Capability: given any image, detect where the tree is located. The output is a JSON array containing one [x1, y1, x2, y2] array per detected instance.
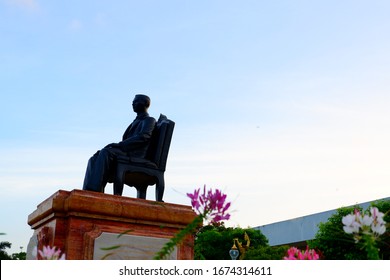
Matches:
[[12, 251, 27, 260], [0, 233, 27, 260], [0, 241, 12, 260]]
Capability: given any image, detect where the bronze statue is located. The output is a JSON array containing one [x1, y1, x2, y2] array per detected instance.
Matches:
[[233, 232, 251, 260], [82, 94, 156, 192]]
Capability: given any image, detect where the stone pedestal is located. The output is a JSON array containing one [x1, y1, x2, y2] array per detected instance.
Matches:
[[27, 189, 197, 260]]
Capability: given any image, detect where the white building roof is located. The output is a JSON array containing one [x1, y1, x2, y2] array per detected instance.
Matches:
[[254, 197, 389, 246]]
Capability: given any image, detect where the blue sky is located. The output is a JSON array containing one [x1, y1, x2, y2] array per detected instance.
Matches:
[[1, 0, 389, 254]]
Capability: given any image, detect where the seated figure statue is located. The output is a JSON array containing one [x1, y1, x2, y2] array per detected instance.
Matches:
[[82, 94, 156, 192]]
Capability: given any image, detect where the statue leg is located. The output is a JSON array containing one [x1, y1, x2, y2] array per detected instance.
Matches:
[[83, 152, 101, 192], [136, 185, 148, 199], [83, 148, 115, 192], [156, 176, 165, 202], [113, 164, 125, 196]]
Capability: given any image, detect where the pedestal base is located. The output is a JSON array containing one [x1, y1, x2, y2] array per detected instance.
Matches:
[[27, 189, 196, 260]]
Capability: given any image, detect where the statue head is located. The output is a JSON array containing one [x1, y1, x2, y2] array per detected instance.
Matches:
[[132, 94, 151, 113]]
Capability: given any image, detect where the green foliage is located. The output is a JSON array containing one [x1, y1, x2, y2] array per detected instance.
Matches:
[[1, 233, 27, 260], [194, 224, 274, 260], [0, 241, 13, 260], [155, 215, 204, 259], [308, 206, 362, 259], [308, 199, 390, 260], [371, 199, 390, 259], [12, 251, 27, 260], [244, 245, 289, 260]]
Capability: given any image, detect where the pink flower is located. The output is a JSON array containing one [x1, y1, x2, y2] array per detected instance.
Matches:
[[38, 245, 66, 260], [187, 188, 201, 210], [187, 185, 231, 224], [284, 246, 319, 260]]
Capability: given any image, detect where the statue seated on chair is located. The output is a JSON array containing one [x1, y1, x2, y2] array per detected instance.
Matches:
[[82, 94, 174, 202]]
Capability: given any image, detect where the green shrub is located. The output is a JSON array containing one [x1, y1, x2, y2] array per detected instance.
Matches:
[[244, 245, 289, 260], [194, 224, 285, 260], [308, 199, 390, 259]]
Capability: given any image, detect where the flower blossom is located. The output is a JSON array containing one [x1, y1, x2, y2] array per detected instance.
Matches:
[[342, 207, 386, 237], [370, 207, 386, 235], [187, 185, 231, 224], [38, 245, 66, 260], [284, 247, 319, 260], [156, 185, 232, 259], [342, 207, 387, 259], [342, 209, 362, 234]]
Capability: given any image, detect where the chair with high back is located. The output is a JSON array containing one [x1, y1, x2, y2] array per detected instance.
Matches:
[[113, 114, 175, 202]]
